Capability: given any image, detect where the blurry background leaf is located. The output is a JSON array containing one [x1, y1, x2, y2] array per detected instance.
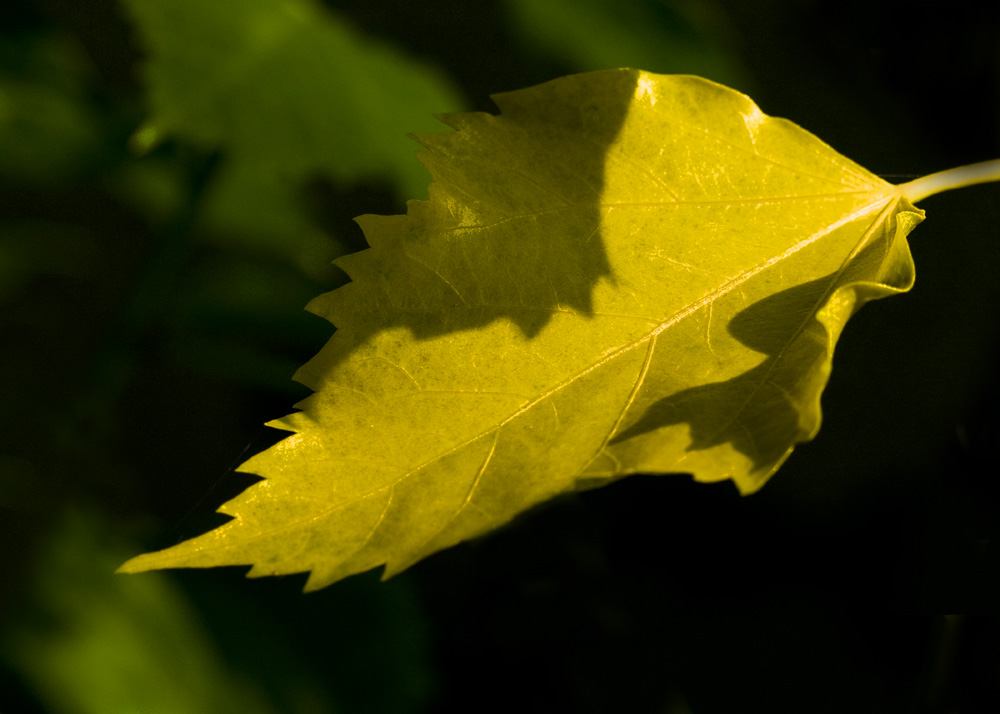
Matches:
[[199, 161, 338, 282], [120, 0, 465, 198], [1, 510, 284, 714], [502, 0, 748, 89], [0, 34, 106, 186], [1, 508, 436, 713], [105, 0, 471, 397]]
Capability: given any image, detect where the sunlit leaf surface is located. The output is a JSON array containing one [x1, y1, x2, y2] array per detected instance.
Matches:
[[121, 70, 921, 589]]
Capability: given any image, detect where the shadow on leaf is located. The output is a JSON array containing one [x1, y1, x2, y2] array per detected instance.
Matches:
[[307, 70, 639, 359], [612, 269, 859, 471]]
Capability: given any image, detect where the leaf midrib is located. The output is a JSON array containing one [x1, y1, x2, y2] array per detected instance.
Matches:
[[191, 193, 897, 559], [663, 195, 905, 478]]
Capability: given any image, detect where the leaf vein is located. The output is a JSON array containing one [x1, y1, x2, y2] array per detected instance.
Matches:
[[657, 111, 877, 190], [689, 196, 901, 453], [217, 196, 897, 551]]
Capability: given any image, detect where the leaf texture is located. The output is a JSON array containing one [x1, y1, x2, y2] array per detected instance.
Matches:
[[121, 70, 922, 589]]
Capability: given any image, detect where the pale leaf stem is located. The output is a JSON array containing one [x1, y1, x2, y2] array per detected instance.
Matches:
[[900, 158, 1000, 204]]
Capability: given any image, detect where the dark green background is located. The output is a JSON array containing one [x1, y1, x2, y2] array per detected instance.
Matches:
[[1, 1, 998, 712]]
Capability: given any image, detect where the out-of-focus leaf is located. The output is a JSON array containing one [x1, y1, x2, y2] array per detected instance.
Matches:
[[503, 0, 747, 87], [1, 511, 287, 714], [121, 70, 930, 589], [200, 160, 343, 283], [0, 36, 103, 184], [120, 0, 464, 198]]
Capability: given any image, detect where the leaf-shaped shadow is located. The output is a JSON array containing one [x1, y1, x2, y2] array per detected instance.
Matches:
[[308, 70, 638, 353], [611, 269, 860, 471]]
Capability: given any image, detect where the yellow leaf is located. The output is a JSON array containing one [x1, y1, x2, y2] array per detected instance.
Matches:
[[124, 70, 985, 590]]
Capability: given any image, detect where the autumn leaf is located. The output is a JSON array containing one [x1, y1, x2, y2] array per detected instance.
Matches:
[[120, 69, 999, 590]]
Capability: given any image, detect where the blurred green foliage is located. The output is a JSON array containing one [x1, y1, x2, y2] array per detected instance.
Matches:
[[0, 0, 998, 712], [504, 0, 747, 88], [121, 0, 463, 197], [0, 36, 103, 186], [3, 511, 282, 714]]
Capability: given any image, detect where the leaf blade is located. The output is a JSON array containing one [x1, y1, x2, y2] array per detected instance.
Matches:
[[120, 70, 922, 588]]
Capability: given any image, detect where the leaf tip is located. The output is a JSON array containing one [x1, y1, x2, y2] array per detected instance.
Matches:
[[115, 552, 157, 575]]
